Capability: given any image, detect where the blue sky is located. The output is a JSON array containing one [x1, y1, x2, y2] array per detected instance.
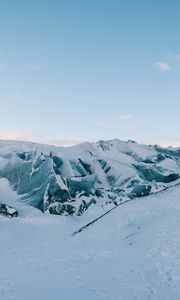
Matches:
[[0, 0, 180, 146]]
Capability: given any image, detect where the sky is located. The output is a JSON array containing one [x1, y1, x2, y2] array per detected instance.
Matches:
[[0, 0, 180, 147]]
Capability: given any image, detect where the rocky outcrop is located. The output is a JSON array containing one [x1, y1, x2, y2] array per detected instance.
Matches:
[[0, 203, 18, 218]]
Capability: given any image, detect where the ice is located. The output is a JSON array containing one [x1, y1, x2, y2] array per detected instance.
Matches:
[[0, 139, 180, 216]]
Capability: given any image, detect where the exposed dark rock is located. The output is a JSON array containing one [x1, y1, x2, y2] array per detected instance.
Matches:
[[77, 198, 96, 216], [0, 203, 18, 218], [49, 202, 76, 216]]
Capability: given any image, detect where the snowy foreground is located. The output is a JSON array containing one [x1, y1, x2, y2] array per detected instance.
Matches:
[[1, 179, 180, 300]]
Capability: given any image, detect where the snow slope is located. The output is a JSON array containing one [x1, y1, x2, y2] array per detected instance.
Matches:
[[1, 179, 180, 299]]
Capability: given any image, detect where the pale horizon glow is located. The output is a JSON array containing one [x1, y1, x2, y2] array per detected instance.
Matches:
[[0, 129, 179, 149]]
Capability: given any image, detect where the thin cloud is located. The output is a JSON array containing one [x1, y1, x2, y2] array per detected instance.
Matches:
[[141, 138, 180, 148], [153, 62, 171, 72], [168, 53, 180, 62], [0, 130, 85, 147], [117, 113, 132, 121], [0, 129, 37, 141], [94, 114, 146, 130], [173, 54, 180, 61], [93, 120, 114, 128], [153, 52, 180, 72]]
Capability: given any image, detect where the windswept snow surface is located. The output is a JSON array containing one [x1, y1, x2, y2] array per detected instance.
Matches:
[[1, 179, 180, 299]]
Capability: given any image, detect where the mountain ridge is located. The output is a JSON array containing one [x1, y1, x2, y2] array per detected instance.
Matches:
[[0, 138, 180, 216]]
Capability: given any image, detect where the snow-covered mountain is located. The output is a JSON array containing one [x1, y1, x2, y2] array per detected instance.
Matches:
[[0, 139, 180, 216]]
